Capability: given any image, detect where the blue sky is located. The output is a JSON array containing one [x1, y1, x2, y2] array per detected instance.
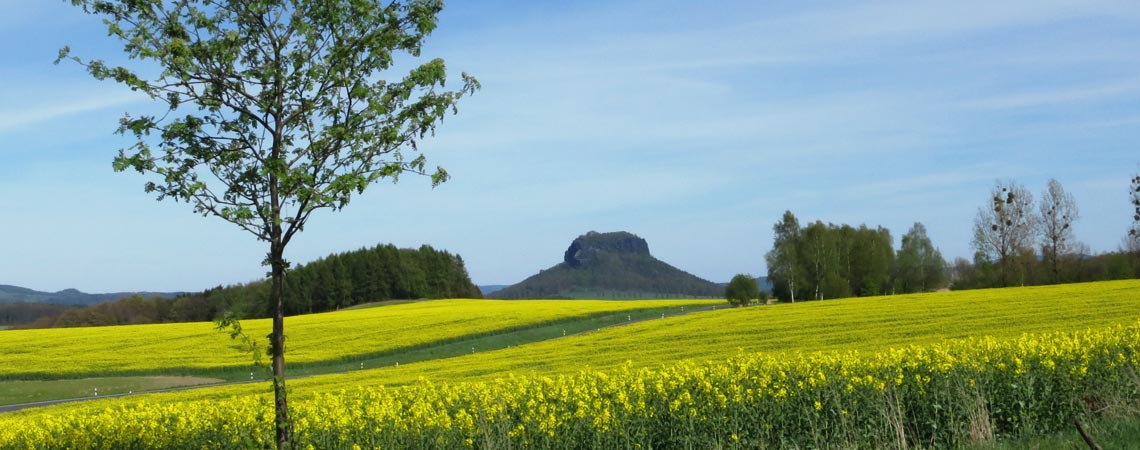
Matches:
[[2, 0, 1138, 293]]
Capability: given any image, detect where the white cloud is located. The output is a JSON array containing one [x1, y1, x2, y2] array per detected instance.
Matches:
[[6, 0, 1140, 290], [842, 167, 1001, 200], [535, 0, 1140, 74], [0, 90, 143, 134], [955, 80, 1140, 111]]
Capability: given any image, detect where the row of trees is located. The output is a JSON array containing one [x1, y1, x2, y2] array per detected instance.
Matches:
[[764, 211, 947, 302], [279, 244, 481, 316], [181, 243, 481, 320], [762, 174, 1140, 301], [23, 244, 481, 329], [960, 177, 1140, 288], [0, 303, 76, 328], [27, 294, 208, 328], [970, 178, 1081, 286]]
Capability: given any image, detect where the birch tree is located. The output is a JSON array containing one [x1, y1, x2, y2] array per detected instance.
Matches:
[[972, 180, 1036, 287], [1130, 172, 1140, 245], [60, 1, 478, 448], [765, 210, 801, 302], [894, 222, 947, 293], [1038, 178, 1079, 283]]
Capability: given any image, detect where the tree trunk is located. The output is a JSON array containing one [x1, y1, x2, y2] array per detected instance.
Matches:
[[270, 240, 290, 450], [1051, 243, 1060, 284]]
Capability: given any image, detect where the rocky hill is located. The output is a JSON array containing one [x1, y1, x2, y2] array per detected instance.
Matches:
[[490, 231, 723, 299]]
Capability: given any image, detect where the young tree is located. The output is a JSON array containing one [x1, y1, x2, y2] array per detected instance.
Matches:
[[800, 220, 838, 300], [61, 1, 478, 448], [1130, 171, 1140, 246], [724, 274, 761, 307], [848, 225, 893, 296], [765, 211, 801, 302], [1128, 171, 1140, 276], [894, 222, 947, 293], [972, 180, 1036, 287], [1038, 178, 1080, 283]]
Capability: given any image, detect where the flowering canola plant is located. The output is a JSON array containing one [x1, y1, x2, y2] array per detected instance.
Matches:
[[4, 320, 1140, 450]]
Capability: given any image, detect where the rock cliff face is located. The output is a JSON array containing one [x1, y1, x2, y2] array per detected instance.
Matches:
[[491, 231, 722, 299], [563, 231, 650, 268]]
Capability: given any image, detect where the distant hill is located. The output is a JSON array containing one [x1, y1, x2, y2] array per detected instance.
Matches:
[[0, 285, 182, 306], [490, 231, 723, 299], [13, 243, 482, 329], [478, 285, 509, 296]]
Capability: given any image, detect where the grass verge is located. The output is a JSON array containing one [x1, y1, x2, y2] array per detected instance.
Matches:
[[965, 412, 1140, 450], [0, 376, 223, 406]]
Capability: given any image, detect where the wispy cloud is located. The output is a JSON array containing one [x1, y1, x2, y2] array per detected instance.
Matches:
[[5, 0, 1140, 290], [955, 80, 1140, 111], [843, 167, 1002, 200], [551, 0, 1139, 73], [0, 90, 143, 134]]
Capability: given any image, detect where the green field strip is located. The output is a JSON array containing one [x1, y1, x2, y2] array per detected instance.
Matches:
[[0, 304, 714, 407], [0, 299, 717, 381]]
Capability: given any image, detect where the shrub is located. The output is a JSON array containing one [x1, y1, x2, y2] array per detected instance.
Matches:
[[725, 274, 760, 306]]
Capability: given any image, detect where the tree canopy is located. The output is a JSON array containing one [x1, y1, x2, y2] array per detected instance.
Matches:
[[1038, 178, 1080, 283], [63, 1, 477, 447], [894, 223, 947, 294], [972, 180, 1037, 287], [725, 274, 762, 307], [1130, 171, 1140, 243], [765, 212, 898, 302], [765, 211, 802, 302]]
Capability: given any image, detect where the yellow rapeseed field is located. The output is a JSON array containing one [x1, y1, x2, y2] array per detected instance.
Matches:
[[0, 299, 717, 379], [3, 281, 1140, 449], [3, 305, 1139, 449], [293, 279, 1140, 387]]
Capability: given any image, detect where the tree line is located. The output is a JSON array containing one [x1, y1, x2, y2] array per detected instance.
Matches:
[[0, 303, 77, 328], [764, 173, 1140, 302], [279, 243, 482, 315], [953, 177, 1140, 288], [765, 211, 947, 302], [20, 244, 480, 328]]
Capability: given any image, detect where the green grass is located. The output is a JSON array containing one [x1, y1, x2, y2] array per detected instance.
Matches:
[[560, 290, 718, 299], [0, 376, 223, 406], [283, 304, 709, 376], [965, 413, 1140, 450]]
